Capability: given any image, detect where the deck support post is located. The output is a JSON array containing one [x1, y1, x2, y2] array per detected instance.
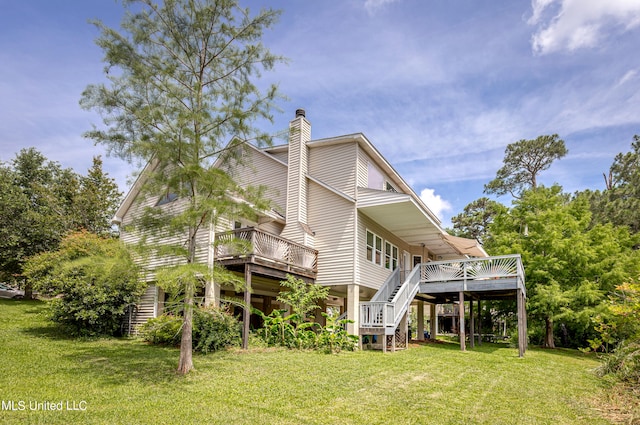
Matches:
[[459, 291, 466, 351], [417, 301, 425, 341], [242, 265, 252, 350], [430, 303, 437, 339], [469, 296, 475, 349], [517, 287, 526, 358], [477, 299, 482, 346]]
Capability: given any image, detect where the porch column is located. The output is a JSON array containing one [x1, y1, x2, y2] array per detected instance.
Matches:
[[204, 280, 221, 307], [517, 287, 526, 358], [430, 303, 437, 339], [417, 301, 425, 341], [469, 296, 475, 349], [346, 284, 360, 337], [205, 220, 220, 307], [459, 292, 466, 351], [242, 265, 252, 350]]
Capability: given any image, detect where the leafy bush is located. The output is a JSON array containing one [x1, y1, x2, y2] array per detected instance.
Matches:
[[254, 310, 357, 353], [316, 313, 358, 353], [24, 231, 144, 336], [141, 307, 241, 353], [139, 314, 182, 346], [597, 341, 640, 385], [193, 306, 242, 353], [254, 309, 299, 348]]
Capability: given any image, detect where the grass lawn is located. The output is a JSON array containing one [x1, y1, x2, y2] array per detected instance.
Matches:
[[0, 300, 624, 424]]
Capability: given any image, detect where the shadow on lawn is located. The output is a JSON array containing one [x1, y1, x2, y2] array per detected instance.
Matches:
[[65, 342, 184, 386], [21, 322, 185, 386], [413, 338, 511, 354]]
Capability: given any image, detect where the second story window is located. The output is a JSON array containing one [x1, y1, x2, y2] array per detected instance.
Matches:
[[366, 230, 383, 266], [156, 190, 178, 206], [385, 241, 398, 270]]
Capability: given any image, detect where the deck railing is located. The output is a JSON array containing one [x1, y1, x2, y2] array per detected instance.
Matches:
[[214, 227, 318, 271], [421, 255, 524, 284]]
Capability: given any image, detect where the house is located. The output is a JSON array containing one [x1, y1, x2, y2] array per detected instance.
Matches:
[[114, 109, 527, 354]]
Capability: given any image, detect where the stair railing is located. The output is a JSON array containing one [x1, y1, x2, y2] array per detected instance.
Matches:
[[389, 263, 422, 329], [370, 267, 400, 302]]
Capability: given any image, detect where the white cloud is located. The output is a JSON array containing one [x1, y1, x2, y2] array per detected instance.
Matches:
[[363, 0, 400, 16], [419, 188, 452, 221], [616, 69, 638, 87], [528, 0, 640, 54]]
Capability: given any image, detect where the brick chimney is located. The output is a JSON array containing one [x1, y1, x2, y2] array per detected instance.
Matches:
[[281, 109, 313, 246]]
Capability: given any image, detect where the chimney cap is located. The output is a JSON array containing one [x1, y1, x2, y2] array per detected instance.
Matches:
[[295, 108, 306, 118]]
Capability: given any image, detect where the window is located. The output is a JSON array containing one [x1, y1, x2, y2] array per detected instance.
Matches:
[[367, 162, 384, 190], [156, 190, 178, 206], [413, 255, 422, 267], [385, 181, 398, 193], [366, 230, 383, 266], [384, 241, 398, 270], [155, 180, 191, 206]]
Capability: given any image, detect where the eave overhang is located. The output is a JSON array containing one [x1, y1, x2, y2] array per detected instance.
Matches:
[[356, 187, 487, 258]]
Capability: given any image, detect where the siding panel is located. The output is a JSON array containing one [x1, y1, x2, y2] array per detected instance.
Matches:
[[308, 182, 356, 286], [356, 212, 413, 292], [309, 142, 358, 199]]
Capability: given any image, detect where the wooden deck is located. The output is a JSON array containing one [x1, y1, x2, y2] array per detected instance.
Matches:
[[214, 227, 318, 280], [214, 227, 319, 349], [360, 255, 527, 356]]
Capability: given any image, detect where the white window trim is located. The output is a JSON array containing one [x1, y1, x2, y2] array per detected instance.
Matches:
[[384, 241, 399, 270], [366, 229, 383, 267]]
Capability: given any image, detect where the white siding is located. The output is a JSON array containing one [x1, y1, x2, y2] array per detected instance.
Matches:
[[356, 212, 413, 292], [309, 142, 358, 199], [356, 146, 369, 188], [269, 150, 288, 164], [356, 148, 404, 194], [308, 181, 356, 286], [121, 194, 194, 276], [230, 147, 288, 216], [123, 285, 158, 335], [258, 220, 285, 235]]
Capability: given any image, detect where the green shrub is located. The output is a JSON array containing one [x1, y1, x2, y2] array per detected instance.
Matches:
[[141, 307, 241, 353], [316, 314, 358, 353], [23, 231, 144, 336], [139, 314, 182, 346], [254, 309, 298, 347], [254, 309, 358, 353], [597, 341, 640, 385], [192, 306, 242, 353]]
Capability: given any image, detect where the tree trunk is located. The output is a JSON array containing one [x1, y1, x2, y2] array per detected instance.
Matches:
[[177, 283, 194, 375], [23, 277, 33, 300], [178, 225, 198, 375], [543, 316, 555, 348]]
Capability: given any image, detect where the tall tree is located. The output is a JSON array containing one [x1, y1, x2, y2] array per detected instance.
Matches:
[[583, 136, 640, 233], [485, 134, 568, 198], [487, 186, 640, 348], [0, 149, 75, 293], [450, 197, 506, 244], [81, 0, 285, 374], [74, 156, 122, 235], [0, 149, 123, 287]]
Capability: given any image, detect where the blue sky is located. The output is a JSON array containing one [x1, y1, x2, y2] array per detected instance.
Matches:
[[1, 0, 639, 228]]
